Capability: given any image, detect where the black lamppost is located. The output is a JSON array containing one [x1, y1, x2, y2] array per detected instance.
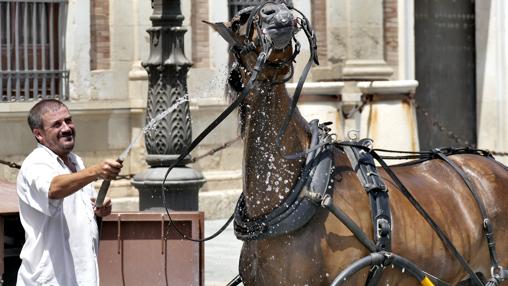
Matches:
[[132, 0, 205, 211]]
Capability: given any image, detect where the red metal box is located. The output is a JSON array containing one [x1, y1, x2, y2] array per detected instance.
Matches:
[[98, 212, 204, 286]]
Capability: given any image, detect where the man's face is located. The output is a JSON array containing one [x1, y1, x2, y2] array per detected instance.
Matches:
[[34, 106, 76, 157]]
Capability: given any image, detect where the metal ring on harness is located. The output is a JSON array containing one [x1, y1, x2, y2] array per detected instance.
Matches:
[[491, 265, 504, 280]]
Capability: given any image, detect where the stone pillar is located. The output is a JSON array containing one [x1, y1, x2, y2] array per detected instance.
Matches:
[[476, 0, 508, 164], [127, 0, 152, 103], [287, 82, 345, 138], [337, 0, 393, 79], [357, 80, 419, 151], [132, 0, 205, 211]]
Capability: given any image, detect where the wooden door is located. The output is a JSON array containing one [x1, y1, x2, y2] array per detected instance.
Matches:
[[414, 0, 477, 150]]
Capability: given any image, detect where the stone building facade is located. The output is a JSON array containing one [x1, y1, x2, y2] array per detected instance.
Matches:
[[1, 0, 507, 216]]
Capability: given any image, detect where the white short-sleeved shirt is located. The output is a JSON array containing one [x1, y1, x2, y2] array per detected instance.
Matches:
[[16, 144, 99, 286]]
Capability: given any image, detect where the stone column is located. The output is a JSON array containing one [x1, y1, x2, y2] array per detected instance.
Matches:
[[335, 0, 394, 79], [357, 80, 419, 151], [127, 0, 152, 104], [132, 0, 205, 211], [476, 0, 508, 164], [287, 82, 345, 138]]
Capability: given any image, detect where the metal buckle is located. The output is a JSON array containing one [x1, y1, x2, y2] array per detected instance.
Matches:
[[491, 265, 504, 280], [376, 218, 390, 239], [382, 252, 394, 266]]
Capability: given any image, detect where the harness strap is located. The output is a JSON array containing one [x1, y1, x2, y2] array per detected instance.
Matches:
[[244, 2, 266, 43], [433, 150, 505, 283], [226, 274, 242, 286], [343, 140, 392, 286], [313, 150, 449, 285], [320, 194, 377, 252], [365, 266, 384, 286], [274, 9, 320, 160], [369, 150, 485, 286], [343, 140, 392, 252]]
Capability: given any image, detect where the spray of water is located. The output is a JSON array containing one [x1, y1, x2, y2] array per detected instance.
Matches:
[[116, 66, 229, 161], [187, 65, 229, 100], [95, 96, 190, 208], [117, 96, 189, 161]]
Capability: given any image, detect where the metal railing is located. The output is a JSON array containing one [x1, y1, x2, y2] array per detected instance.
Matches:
[[0, 0, 69, 102]]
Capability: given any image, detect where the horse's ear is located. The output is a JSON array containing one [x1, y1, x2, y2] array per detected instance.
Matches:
[[203, 20, 239, 45], [202, 20, 222, 33]]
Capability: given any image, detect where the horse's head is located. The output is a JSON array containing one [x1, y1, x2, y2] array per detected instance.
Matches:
[[205, 1, 317, 90], [255, 2, 295, 50]]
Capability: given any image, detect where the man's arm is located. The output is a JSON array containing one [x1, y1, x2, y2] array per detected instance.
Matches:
[[48, 159, 122, 199]]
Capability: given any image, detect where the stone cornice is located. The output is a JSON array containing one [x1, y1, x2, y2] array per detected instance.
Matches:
[[357, 80, 418, 95], [285, 81, 345, 96]]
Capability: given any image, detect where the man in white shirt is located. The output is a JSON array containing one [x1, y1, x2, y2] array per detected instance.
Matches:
[[16, 99, 123, 285]]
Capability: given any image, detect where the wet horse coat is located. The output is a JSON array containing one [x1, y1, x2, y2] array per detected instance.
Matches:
[[207, 2, 508, 285]]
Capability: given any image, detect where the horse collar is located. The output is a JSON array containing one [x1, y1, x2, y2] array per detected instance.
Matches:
[[234, 120, 334, 241]]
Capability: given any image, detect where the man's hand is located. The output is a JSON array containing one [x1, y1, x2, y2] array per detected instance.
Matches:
[[95, 159, 123, 181], [49, 159, 123, 200], [92, 197, 112, 217]]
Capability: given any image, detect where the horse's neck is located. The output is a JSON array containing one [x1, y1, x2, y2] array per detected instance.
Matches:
[[242, 83, 310, 218]]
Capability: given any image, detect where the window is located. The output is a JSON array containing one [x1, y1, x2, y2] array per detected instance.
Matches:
[[228, 0, 264, 18], [0, 0, 69, 102]]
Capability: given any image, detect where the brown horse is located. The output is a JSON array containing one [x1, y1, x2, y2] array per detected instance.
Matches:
[[207, 2, 508, 285]]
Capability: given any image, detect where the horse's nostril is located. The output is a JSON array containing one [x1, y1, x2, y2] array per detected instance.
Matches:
[[261, 8, 276, 16]]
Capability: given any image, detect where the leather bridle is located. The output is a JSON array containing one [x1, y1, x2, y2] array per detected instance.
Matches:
[[160, 1, 319, 242]]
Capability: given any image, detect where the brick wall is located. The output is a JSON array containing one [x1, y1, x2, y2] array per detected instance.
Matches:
[[383, 0, 398, 76], [192, 0, 210, 68], [312, 0, 327, 66], [90, 0, 111, 70]]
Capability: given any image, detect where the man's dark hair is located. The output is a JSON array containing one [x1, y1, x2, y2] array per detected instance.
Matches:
[[28, 99, 68, 131]]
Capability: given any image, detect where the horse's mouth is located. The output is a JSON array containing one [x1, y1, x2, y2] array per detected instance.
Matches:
[[263, 24, 295, 49], [264, 22, 294, 32]]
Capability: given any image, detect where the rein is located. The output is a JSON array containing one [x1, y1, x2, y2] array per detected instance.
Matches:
[[273, 7, 320, 160], [160, 43, 272, 242]]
